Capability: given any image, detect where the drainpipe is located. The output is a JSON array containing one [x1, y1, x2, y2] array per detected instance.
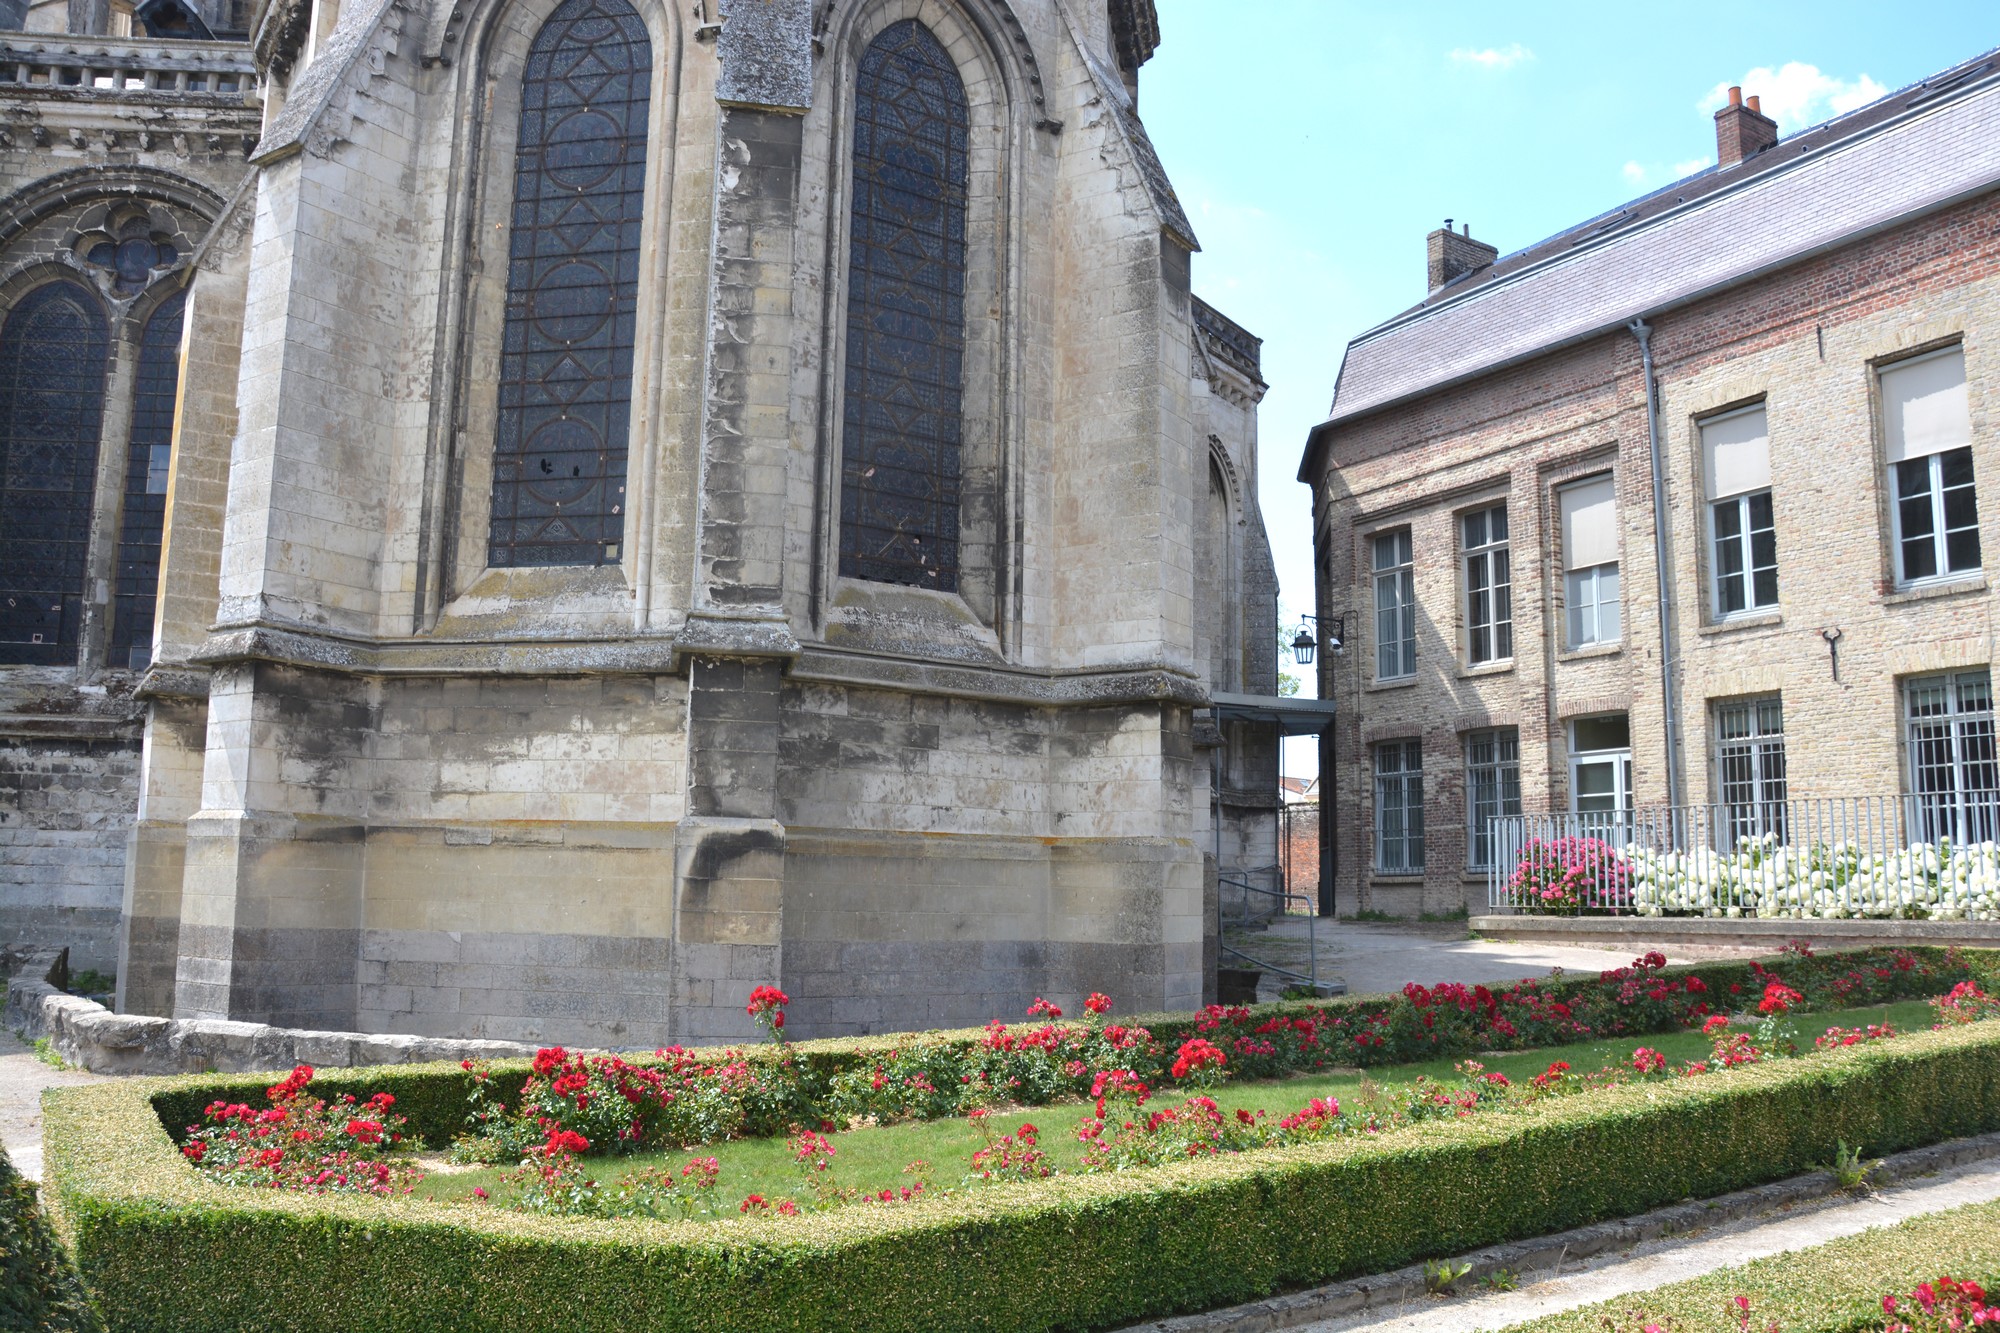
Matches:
[[1629, 318, 1685, 811]]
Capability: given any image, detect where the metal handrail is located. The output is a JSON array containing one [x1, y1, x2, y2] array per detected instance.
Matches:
[[1217, 870, 1321, 991]]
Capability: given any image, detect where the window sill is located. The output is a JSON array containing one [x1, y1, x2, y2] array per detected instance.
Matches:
[[1366, 675, 1419, 692], [1369, 873, 1427, 885], [1456, 659, 1516, 680], [1881, 575, 1987, 606], [1698, 610, 1782, 637], [1556, 642, 1622, 663]]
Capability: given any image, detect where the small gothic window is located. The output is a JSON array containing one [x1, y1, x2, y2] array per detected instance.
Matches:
[[838, 19, 970, 591], [0, 282, 110, 665], [82, 214, 177, 297], [111, 289, 185, 670], [487, 0, 650, 569]]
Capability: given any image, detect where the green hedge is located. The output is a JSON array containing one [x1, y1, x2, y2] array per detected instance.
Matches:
[[1499, 1193, 2000, 1332], [144, 944, 2000, 1151], [45, 1015, 2000, 1332], [0, 1137, 103, 1333]]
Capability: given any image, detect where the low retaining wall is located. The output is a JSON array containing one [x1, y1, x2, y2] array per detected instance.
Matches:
[[1469, 915, 2000, 953], [5, 949, 539, 1074]]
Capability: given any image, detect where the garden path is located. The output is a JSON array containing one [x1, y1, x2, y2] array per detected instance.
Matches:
[[0, 1033, 107, 1180], [1283, 1153, 2000, 1332], [1234, 919, 1677, 999]]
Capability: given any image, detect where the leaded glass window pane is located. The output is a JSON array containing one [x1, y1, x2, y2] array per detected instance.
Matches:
[[488, 0, 650, 568], [0, 282, 109, 665], [838, 19, 969, 590], [112, 290, 184, 670]]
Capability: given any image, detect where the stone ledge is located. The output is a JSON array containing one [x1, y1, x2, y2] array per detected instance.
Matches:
[[1468, 915, 2000, 951], [1125, 1129, 2000, 1332], [6, 953, 542, 1074]]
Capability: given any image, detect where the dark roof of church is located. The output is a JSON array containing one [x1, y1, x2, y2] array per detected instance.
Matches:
[[1302, 46, 2000, 472]]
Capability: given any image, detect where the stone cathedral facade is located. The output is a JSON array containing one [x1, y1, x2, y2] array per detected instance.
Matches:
[[0, 0, 1276, 1045]]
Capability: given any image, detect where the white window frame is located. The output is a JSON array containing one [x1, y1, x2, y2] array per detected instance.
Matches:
[[1465, 727, 1520, 870], [1715, 697, 1787, 842], [1709, 489, 1778, 617], [1565, 563, 1620, 648], [1568, 715, 1632, 840], [1904, 669, 2000, 844], [1462, 503, 1511, 666], [1374, 740, 1424, 872], [1891, 446, 1981, 587], [1372, 528, 1415, 681]]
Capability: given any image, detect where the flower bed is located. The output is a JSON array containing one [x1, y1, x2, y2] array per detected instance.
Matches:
[[42, 963, 2000, 1333], [1507, 833, 2000, 920], [1497, 1194, 2000, 1332]]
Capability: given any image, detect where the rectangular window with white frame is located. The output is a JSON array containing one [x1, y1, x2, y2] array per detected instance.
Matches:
[[1374, 740, 1424, 872], [1905, 669, 1999, 844], [1882, 347, 1980, 586], [1559, 476, 1619, 648], [1372, 528, 1415, 680], [1465, 727, 1520, 870], [1702, 405, 1778, 618], [1462, 504, 1511, 665], [1715, 697, 1787, 843]]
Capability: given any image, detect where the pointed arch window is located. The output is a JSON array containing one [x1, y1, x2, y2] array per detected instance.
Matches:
[[487, 0, 650, 568], [838, 19, 970, 591], [0, 281, 110, 665], [111, 289, 185, 670]]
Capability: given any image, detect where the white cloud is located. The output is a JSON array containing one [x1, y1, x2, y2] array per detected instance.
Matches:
[[1450, 43, 1533, 70], [1700, 62, 1889, 133]]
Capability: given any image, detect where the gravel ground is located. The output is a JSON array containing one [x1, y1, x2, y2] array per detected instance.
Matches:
[[1225, 918, 1669, 998], [0, 1033, 107, 1181]]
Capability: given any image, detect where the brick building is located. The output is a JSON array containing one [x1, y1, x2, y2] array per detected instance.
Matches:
[[0, 0, 1281, 1042], [1300, 55, 2000, 917]]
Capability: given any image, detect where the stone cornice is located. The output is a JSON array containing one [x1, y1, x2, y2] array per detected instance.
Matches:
[[190, 622, 681, 676]]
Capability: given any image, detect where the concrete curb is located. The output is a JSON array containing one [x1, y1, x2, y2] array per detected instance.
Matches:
[[1467, 917, 2000, 951], [1121, 1129, 2000, 1332]]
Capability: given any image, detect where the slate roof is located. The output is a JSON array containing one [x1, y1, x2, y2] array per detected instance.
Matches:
[[1302, 48, 2000, 474]]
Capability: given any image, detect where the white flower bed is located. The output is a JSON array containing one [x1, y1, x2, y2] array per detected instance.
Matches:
[[1620, 834, 2000, 920]]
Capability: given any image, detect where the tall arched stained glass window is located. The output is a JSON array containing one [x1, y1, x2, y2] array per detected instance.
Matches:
[[112, 289, 185, 670], [838, 20, 969, 590], [0, 282, 109, 665], [488, 0, 650, 568]]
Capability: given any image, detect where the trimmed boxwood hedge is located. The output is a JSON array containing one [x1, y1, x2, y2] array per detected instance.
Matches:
[[44, 1015, 2000, 1332], [0, 1137, 103, 1333], [1498, 1193, 2000, 1332]]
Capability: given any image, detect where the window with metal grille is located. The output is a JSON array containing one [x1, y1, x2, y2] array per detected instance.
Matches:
[[1462, 503, 1510, 664], [1372, 528, 1414, 680], [1716, 697, 1787, 843], [1465, 727, 1519, 869], [0, 281, 109, 665], [487, 0, 650, 569], [1905, 670, 1999, 844], [837, 19, 969, 591], [1374, 739, 1424, 872], [110, 289, 184, 671]]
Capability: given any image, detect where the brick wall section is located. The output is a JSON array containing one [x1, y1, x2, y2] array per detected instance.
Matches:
[[1311, 188, 2000, 917]]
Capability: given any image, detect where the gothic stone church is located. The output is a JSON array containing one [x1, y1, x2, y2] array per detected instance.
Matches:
[[0, 0, 1277, 1044]]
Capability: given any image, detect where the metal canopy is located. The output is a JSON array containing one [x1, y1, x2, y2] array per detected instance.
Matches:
[[1209, 691, 1337, 736]]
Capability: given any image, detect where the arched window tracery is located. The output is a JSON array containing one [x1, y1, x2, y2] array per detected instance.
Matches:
[[486, 0, 652, 569], [0, 281, 110, 665], [111, 288, 186, 670], [838, 18, 970, 591]]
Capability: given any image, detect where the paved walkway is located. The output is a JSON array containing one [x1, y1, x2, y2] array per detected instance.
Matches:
[[1225, 918, 1667, 999], [1292, 1154, 2000, 1332], [0, 1034, 106, 1181]]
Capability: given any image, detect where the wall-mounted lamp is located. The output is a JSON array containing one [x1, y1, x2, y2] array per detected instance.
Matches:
[[1292, 615, 1343, 666]]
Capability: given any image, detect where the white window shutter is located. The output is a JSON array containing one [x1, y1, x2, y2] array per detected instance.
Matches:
[[1882, 348, 1971, 464], [1701, 406, 1771, 500], [1560, 476, 1617, 570]]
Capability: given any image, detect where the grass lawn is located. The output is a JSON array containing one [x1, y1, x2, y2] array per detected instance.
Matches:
[[408, 998, 1938, 1215]]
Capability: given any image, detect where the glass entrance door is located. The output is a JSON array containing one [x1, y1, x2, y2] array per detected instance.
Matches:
[[1570, 714, 1633, 842]]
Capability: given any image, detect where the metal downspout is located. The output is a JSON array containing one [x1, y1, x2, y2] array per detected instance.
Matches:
[[1630, 319, 1684, 810]]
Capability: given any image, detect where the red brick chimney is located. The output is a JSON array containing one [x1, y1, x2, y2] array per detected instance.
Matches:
[[1427, 220, 1499, 294], [1714, 85, 1779, 168]]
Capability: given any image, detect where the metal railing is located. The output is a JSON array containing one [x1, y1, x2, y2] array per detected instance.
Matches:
[[1486, 792, 2000, 920], [0, 35, 256, 99], [1218, 866, 1323, 992]]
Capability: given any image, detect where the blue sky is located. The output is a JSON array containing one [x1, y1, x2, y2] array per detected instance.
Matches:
[[1142, 1, 1994, 743]]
